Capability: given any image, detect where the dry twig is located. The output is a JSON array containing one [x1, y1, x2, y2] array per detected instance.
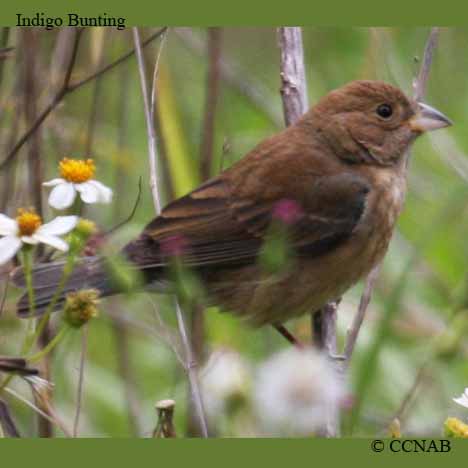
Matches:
[[278, 27, 309, 125]]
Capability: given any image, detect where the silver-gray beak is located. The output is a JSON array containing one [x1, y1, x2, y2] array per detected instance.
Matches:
[[409, 102, 453, 133]]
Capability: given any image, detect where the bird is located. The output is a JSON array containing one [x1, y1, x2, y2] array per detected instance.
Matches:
[[13, 80, 452, 334]]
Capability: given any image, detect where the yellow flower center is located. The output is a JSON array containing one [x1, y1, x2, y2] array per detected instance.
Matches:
[[59, 158, 95, 184], [16, 209, 42, 236]]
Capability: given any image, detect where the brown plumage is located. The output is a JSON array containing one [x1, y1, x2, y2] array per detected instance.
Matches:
[[14, 81, 452, 326]]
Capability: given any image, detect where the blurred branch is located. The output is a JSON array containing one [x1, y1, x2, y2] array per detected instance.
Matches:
[[278, 27, 309, 125], [0, 98, 20, 213], [343, 265, 380, 367], [0, 28, 82, 171], [111, 308, 143, 436], [21, 29, 44, 219], [132, 26, 208, 438], [174, 299, 208, 437], [187, 27, 222, 437], [69, 28, 167, 92], [84, 29, 107, 157], [0, 27, 167, 171], [176, 28, 282, 127], [0, 277, 8, 317], [200, 28, 222, 180], [413, 28, 439, 102], [0, 28, 10, 91], [0, 399, 20, 437], [3, 386, 71, 437], [391, 362, 428, 424], [109, 64, 144, 437]]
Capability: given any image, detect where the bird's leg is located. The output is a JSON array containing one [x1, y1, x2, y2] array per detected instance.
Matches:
[[273, 323, 303, 348]]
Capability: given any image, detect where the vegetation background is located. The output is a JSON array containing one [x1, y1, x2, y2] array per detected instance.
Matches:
[[0, 26, 467, 437]]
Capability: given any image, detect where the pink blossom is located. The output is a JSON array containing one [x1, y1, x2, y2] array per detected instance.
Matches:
[[272, 199, 304, 225]]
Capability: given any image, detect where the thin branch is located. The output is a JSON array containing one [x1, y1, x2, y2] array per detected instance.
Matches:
[[73, 324, 88, 437], [0, 28, 167, 171], [200, 28, 222, 180], [145, 295, 186, 366], [343, 265, 380, 367], [132, 26, 208, 437], [391, 362, 428, 424], [107, 177, 143, 235], [174, 299, 208, 437], [277, 27, 309, 125], [413, 28, 440, 102], [132, 27, 162, 213], [150, 30, 168, 123], [3, 387, 71, 437], [111, 308, 143, 436]]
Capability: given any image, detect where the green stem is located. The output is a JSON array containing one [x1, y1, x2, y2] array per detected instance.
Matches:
[[24, 254, 77, 355], [28, 326, 69, 363], [21, 248, 35, 316], [20, 248, 37, 351]]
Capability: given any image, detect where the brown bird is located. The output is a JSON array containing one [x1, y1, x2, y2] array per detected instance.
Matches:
[[14, 80, 451, 334]]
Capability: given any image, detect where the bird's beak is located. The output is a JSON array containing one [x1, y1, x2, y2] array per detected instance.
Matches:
[[409, 102, 452, 133]]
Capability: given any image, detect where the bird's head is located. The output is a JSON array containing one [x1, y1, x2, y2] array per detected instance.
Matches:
[[307, 80, 452, 166]]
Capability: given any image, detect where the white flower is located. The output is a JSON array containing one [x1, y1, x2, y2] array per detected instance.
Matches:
[[200, 348, 251, 419], [453, 388, 468, 409], [43, 158, 112, 210], [0, 209, 78, 265], [253, 347, 344, 436]]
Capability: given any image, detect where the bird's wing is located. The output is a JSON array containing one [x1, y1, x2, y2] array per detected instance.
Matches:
[[123, 161, 370, 270]]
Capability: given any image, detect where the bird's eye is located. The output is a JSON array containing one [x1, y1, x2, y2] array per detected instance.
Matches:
[[376, 104, 393, 119]]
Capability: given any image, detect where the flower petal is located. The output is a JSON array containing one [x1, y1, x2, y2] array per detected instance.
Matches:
[[43, 178, 66, 187], [0, 236, 22, 265], [88, 180, 113, 204], [21, 236, 39, 245], [48, 182, 76, 210], [38, 216, 78, 236], [76, 181, 99, 204], [33, 233, 69, 252], [453, 395, 468, 409], [0, 214, 18, 236]]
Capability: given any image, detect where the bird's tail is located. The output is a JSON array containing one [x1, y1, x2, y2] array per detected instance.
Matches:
[[12, 256, 114, 318]]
